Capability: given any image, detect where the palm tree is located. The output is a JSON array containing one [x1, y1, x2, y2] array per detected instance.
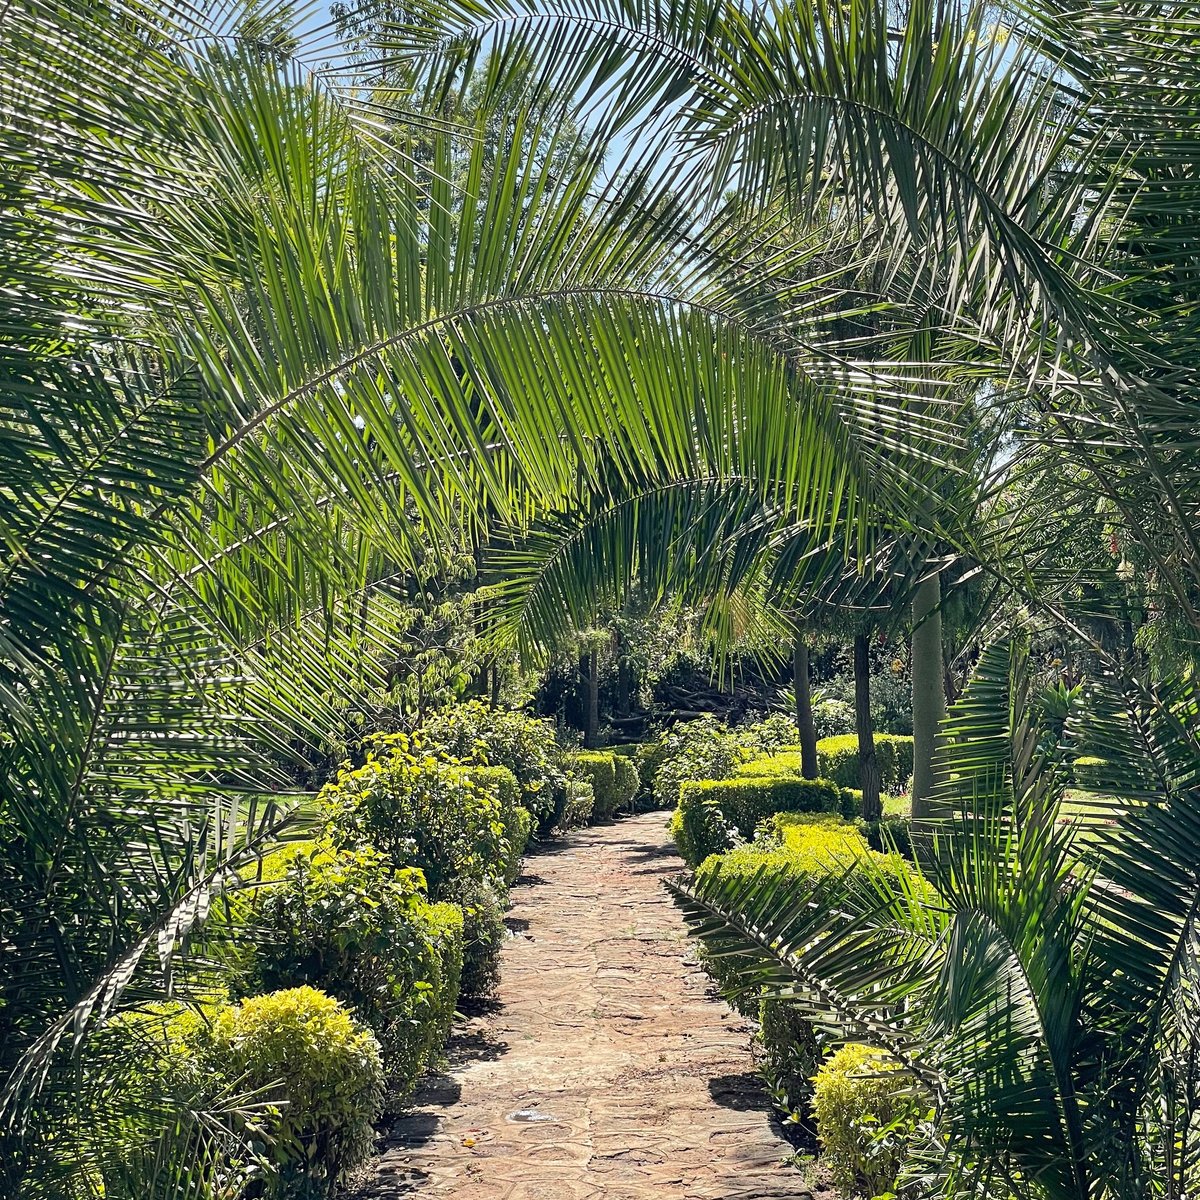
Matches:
[[672, 637, 1200, 1197], [1, 0, 914, 1188]]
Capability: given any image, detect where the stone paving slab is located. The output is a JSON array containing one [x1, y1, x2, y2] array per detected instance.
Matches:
[[355, 812, 818, 1200]]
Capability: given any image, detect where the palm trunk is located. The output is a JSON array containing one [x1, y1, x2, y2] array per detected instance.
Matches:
[[854, 633, 882, 822], [794, 636, 818, 780], [584, 647, 599, 748], [910, 571, 945, 818]]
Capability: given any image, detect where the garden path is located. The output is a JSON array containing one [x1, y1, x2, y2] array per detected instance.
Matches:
[[356, 811, 818, 1200]]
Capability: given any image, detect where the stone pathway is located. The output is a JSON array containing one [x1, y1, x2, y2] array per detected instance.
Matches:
[[357, 812, 816, 1200]]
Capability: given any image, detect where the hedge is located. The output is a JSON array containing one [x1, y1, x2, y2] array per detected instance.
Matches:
[[813, 1043, 926, 1197], [816, 734, 914, 793], [567, 750, 639, 819], [693, 824, 928, 1064], [671, 775, 846, 866], [468, 764, 531, 883], [1073, 755, 1113, 791]]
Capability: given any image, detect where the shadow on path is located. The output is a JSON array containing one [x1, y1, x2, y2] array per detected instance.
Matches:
[[353, 812, 812, 1200]]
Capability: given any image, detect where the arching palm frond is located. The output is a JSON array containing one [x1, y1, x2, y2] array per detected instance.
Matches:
[[673, 634, 1200, 1195]]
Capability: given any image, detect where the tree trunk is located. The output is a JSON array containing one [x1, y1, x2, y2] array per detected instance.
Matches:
[[584, 647, 599, 748], [615, 629, 632, 718], [490, 660, 501, 706], [793, 636, 818, 780], [854, 633, 882, 822], [910, 571, 946, 818]]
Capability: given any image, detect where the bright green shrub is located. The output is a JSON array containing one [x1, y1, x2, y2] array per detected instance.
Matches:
[[672, 776, 845, 866], [191, 988, 383, 1195], [567, 750, 640, 819], [817, 734, 914, 793], [556, 775, 595, 830], [92, 1002, 236, 1193], [501, 806, 534, 885], [649, 716, 749, 809], [567, 751, 616, 818], [813, 696, 856, 739], [634, 738, 671, 807], [468, 764, 529, 884], [613, 754, 640, 814], [457, 878, 506, 998], [417, 701, 564, 820], [766, 811, 870, 854], [813, 1043, 925, 1198], [320, 737, 506, 899], [233, 842, 462, 1104], [420, 901, 464, 1059], [740, 712, 800, 753], [759, 996, 825, 1120], [1073, 755, 1112, 790]]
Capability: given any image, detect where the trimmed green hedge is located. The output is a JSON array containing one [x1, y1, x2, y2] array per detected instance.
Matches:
[[567, 750, 639, 819], [692, 824, 929, 1131], [1073, 755, 1112, 791], [670, 775, 846, 866], [816, 733, 914, 793], [813, 1043, 926, 1197], [468, 764, 531, 884]]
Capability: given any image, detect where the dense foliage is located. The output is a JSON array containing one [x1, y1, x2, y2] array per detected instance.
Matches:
[[8, 0, 1200, 1193]]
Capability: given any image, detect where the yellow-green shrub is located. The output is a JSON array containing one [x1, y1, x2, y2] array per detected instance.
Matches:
[[567, 750, 637, 819], [735, 749, 807, 778], [692, 824, 874, 1003], [228, 841, 461, 1106], [556, 775, 595, 830], [1073, 755, 1112, 791], [813, 1043, 925, 1197], [191, 988, 383, 1195], [468, 763, 530, 883], [457, 878, 505, 998], [671, 775, 845, 866], [320, 737, 506, 899], [614, 754, 639, 813], [817, 734, 914, 793]]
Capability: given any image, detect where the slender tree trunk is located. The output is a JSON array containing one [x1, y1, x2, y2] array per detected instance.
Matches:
[[584, 646, 599, 748], [490, 660, 501, 706], [794, 636, 818, 780], [911, 571, 946, 818], [854, 633, 882, 822], [615, 629, 632, 718]]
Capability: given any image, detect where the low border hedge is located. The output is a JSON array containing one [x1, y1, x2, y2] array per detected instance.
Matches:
[[816, 734, 914, 793], [567, 750, 639, 819], [670, 775, 845, 866]]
